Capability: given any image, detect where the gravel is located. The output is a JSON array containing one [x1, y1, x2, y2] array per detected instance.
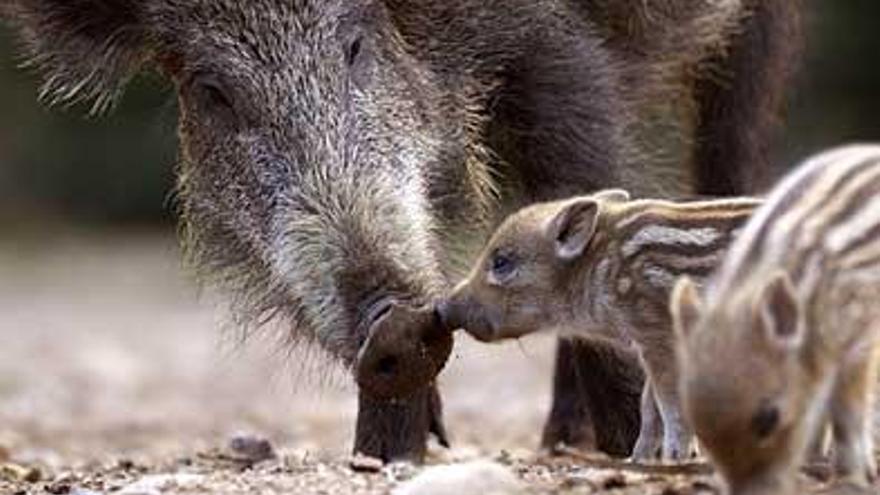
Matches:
[[0, 235, 876, 495]]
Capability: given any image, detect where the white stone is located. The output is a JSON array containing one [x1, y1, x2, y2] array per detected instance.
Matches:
[[393, 460, 526, 495], [115, 474, 205, 495]]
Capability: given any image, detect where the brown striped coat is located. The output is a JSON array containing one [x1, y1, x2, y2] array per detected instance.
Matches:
[[437, 188, 760, 460], [673, 144, 880, 495]]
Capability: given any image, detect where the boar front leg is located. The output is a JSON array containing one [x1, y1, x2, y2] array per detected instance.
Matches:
[[542, 338, 643, 457]]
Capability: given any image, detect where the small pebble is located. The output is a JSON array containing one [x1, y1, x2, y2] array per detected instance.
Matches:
[[0, 463, 25, 480], [350, 454, 384, 473], [382, 461, 418, 483], [23, 466, 42, 483], [495, 450, 514, 466], [691, 479, 720, 494], [600, 472, 627, 489], [44, 482, 72, 495], [228, 434, 276, 464], [0, 463, 41, 483], [557, 472, 597, 490]]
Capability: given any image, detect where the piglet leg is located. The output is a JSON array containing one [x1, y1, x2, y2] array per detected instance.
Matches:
[[631, 380, 663, 460], [830, 346, 879, 486]]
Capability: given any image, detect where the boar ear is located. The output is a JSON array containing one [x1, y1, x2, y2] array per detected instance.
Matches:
[[593, 189, 631, 203], [755, 271, 804, 351], [8, 0, 150, 113], [548, 199, 600, 260], [671, 277, 703, 342]]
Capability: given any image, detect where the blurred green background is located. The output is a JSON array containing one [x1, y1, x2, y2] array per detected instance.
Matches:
[[0, 2, 877, 228]]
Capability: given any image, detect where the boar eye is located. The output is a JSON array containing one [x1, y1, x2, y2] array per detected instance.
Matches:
[[489, 252, 517, 283], [751, 402, 780, 439], [193, 74, 235, 114], [346, 36, 363, 67], [345, 34, 374, 88]]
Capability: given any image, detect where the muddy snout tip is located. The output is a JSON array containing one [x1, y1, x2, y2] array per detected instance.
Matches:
[[433, 299, 455, 332], [355, 303, 454, 400]]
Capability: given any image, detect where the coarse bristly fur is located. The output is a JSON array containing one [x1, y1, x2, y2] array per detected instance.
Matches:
[[3, 0, 802, 461], [672, 145, 880, 495], [4, 0, 767, 356], [437, 189, 760, 461]]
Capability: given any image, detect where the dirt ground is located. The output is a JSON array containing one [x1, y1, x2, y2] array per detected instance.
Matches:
[[0, 233, 876, 495]]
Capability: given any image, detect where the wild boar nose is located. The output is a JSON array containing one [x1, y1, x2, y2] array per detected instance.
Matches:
[[355, 303, 453, 400], [434, 299, 463, 332], [434, 300, 451, 329]]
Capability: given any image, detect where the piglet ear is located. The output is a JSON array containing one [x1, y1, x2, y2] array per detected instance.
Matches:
[[756, 271, 804, 351], [547, 199, 599, 260], [7, 0, 150, 113], [671, 277, 703, 342]]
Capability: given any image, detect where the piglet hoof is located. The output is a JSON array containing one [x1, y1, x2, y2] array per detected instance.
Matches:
[[662, 446, 691, 463], [866, 456, 878, 485], [660, 433, 695, 462], [629, 438, 660, 463], [353, 383, 448, 464], [630, 407, 662, 460]]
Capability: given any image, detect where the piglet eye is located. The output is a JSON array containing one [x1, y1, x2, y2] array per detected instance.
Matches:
[[490, 253, 517, 282], [751, 403, 780, 439]]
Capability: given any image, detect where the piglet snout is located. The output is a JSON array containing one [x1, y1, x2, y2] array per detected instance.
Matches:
[[434, 297, 498, 342]]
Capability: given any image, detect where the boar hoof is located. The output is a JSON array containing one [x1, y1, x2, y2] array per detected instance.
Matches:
[[541, 400, 598, 455]]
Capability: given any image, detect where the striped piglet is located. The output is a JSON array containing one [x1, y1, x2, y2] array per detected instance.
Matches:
[[673, 145, 880, 494], [436, 188, 760, 460]]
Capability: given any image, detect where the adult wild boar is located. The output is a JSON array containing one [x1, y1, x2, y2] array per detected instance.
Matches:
[[1, 0, 802, 462]]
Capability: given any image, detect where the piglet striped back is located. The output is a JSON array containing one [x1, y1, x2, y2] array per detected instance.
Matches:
[[710, 144, 880, 306]]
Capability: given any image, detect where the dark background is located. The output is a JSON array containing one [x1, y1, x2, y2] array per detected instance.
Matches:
[[0, 2, 877, 228]]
